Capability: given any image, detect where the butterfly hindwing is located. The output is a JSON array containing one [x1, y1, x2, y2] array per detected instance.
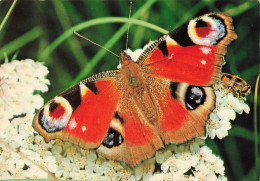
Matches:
[[146, 79, 215, 144]]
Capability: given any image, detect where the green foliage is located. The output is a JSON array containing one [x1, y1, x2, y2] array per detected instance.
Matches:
[[0, 0, 259, 180]]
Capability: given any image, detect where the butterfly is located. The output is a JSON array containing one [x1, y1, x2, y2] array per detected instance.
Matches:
[[33, 13, 237, 167]]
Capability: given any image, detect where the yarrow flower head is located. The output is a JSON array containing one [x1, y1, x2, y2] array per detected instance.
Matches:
[[206, 80, 250, 140], [0, 59, 50, 179], [0, 52, 250, 180]]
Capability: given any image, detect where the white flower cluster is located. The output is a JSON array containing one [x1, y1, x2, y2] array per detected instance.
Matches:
[[149, 138, 226, 181], [0, 59, 50, 179], [0, 59, 49, 126], [0, 56, 250, 180], [206, 81, 250, 140]]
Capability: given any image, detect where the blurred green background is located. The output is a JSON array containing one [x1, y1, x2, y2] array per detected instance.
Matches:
[[0, 0, 259, 180]]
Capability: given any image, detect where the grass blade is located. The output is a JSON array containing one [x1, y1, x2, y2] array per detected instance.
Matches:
[[229, 125, 255, 141], [0, 26, 43, 60], [72, 0, 158, 84], [224, 1, 258, 16], [52, 0, 88, 67], [38, 17, 167, 63], [0, 0, 18, 33], [224, 137, 244, 180]]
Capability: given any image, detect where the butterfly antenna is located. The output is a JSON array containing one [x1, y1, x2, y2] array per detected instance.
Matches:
[[125, 0, 132, 50], [74, 32, 120, 58]]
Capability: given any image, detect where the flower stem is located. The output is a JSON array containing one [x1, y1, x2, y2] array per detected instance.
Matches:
[[254, 74, 259, 180]]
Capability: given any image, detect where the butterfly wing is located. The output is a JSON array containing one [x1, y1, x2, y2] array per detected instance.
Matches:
[[146, 79, 215, 144], [137, 13, 237, 143], [33, 71, 121, 149], [33, 69, 163, 167], [138, 13, 237, 86]]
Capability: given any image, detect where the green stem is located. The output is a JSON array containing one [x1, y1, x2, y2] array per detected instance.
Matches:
[[254, 74, 259, 180], [38, 17, 167, 63], [0, 0, 18, 33]]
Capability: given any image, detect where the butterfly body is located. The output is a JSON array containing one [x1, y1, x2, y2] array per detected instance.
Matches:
[[33, 13, 237, 167]]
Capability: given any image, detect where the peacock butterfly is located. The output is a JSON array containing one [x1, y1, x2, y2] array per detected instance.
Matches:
[[33, 13, 237, 167]]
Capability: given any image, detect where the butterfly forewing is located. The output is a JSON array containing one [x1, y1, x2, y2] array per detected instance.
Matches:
[[33, 71, 121, 149], [138, 13, 237, 86]]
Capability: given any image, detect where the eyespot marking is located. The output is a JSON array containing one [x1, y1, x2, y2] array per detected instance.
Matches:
[[39, 108, 65, 133], [188, 14, 228, 46], [208, 14, 226, 43], [49, 102, 65, 119], [49, 102, 59, 113], [102, 128, 124, 148], [38, 97, 73, 133], [196, 19, 208, 28], [185, 86, 206, 110], [168, 22, 195, 47]]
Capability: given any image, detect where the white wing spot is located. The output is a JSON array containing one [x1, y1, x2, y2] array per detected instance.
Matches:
[[200, 47, 211, 54], [82, 126, 86, 132], [201, 60, 207, 65], [68, 118, 77, 130]]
